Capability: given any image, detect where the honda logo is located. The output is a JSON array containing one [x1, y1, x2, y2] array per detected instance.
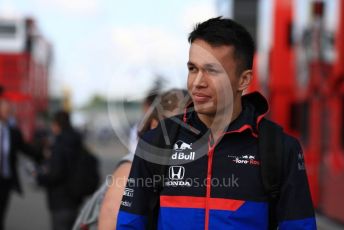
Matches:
[[169, 166, 185, 180]]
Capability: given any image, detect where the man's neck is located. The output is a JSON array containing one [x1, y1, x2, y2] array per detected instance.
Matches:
[[197, 97, 242, 143]]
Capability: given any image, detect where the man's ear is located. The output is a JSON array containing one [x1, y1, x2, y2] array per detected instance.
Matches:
[[238, 70, 253, 91]]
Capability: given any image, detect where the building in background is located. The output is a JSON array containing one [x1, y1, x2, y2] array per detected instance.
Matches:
[[0, 17, 52, 140], [218, 0, 344, 225]]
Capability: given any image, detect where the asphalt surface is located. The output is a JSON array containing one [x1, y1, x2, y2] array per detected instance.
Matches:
[[4, 139, 344, 230], [5, 138, 127, 230]]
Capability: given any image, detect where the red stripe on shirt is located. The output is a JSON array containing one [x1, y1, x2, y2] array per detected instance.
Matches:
[[160, 195, 245, 211]]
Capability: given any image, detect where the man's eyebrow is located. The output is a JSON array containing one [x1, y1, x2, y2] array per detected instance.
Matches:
[[204, 63, 220, 68], [187, 62, 220, 68]]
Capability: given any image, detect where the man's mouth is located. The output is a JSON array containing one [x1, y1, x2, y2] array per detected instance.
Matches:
[[192, 93, 212, 103]]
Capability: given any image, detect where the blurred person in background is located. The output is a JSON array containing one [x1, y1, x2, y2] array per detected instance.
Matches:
[[35, 110, 83, 230], [73, 90, 159, 230], [98, 89, 190, 230], [0, 98, 41, 230], [72, 89, 189, 230]]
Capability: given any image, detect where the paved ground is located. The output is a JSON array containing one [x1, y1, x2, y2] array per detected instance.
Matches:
[[5, 138, 128, 230], [4, 139, 344, 229]]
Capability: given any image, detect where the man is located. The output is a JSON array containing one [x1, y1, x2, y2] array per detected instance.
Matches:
[[116, 17, 316, 229], [36, 110, 83, 230], [0, 99, 41, 230]]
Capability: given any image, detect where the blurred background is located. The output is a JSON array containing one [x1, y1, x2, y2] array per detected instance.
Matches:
[[0, 0, 343, 229]]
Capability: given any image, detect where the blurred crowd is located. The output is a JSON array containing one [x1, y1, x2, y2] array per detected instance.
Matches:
[[0, 88, 189, 230]]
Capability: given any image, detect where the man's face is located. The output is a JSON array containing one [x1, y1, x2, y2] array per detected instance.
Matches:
[[51, 122, 61, 135], [0, 100, 11, 121], [187, 39, 241, 116]]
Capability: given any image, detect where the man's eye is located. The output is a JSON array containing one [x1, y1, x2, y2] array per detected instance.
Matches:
[[188, 66, 197, 72], [207, 69, 218, 74]]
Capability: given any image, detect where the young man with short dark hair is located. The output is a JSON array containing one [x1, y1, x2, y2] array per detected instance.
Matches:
[[116, 17, 316, 230]]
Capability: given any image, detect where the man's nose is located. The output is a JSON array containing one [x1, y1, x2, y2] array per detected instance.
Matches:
[[193, 70, 208, 88]]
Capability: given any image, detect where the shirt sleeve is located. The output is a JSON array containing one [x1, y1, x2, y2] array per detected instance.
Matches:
[[116, 132, 162, 230], [13, 127, 42, 162], [277, 135, 317, 230]]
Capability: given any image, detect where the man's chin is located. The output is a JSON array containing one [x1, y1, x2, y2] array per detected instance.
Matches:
[[193, 104, 216, 116]]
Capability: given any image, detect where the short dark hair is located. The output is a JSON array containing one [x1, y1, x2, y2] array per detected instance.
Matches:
[[53, 110, 71, 130], [188, 17, 255, 74]]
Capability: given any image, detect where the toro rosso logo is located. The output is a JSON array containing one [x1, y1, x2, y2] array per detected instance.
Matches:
[[228, 154, 260, 166]]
